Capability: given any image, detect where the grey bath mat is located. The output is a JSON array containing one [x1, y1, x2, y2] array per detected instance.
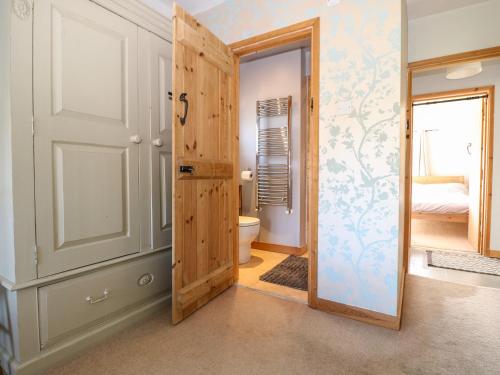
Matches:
[[259, 256, 308, 291], [426, 250, 500, 276]]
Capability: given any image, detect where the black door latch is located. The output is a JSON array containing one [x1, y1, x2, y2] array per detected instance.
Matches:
[[179, 165, 194, 174]]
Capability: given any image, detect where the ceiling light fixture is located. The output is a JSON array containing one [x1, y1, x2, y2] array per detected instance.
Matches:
[[446, 62, 483, 80]]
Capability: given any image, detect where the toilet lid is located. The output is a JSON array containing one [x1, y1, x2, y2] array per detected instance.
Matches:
[[239, 216, 260, 227]]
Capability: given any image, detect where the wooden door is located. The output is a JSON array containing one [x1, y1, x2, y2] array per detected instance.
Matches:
[[34, 0, 140, 276], [468, 97, 486, 251], [171, 5, 236, 323], [139, 29, 173, 251]]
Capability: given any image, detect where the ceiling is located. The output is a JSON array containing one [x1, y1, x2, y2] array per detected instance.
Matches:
[[406, 0, 492, 20], [142, 0, 493, 20], [143, 0, 227, 18]]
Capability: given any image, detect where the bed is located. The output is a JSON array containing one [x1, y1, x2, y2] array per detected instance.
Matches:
[[411, 176, 469, 223]]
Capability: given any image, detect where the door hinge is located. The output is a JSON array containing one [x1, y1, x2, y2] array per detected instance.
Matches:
[[34, 244, 38, 265], [310, 97, 314, 112]]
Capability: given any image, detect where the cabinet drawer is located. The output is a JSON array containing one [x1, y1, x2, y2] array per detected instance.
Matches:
[[38, 251, 171, 348]]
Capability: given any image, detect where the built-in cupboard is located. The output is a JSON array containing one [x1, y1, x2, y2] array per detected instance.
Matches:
[[0, 1, 172, 373], [33, 0, 172, 276]]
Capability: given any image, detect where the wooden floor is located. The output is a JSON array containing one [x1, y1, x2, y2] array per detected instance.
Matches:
[[237, 249, 308, 303], [411, 219, 475, 252]]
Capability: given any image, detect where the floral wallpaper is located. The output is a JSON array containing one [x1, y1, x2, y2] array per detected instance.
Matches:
[[199, 0, 404, 316]]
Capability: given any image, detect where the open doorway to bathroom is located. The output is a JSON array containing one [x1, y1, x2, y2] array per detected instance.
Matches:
[[237, 44, 309, 302], [230, 20, 319, 304]]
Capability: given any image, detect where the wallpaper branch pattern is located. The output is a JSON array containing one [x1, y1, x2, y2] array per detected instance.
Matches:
[[199, 0, 403, 316]]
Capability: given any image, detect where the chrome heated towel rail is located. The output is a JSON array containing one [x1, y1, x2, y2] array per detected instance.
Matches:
[[255, 96, 292, 213]]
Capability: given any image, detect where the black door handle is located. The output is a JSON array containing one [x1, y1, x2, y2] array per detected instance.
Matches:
[[180, 93, 188, 126]]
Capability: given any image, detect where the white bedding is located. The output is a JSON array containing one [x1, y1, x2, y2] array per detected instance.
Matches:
[[412, 183, 469, 214]]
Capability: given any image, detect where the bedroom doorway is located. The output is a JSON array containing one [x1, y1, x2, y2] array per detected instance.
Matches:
[[410, 89, 491, 253], [404, 49, 500, 285]]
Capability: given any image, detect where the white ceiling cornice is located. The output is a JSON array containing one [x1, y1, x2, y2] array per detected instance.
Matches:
[[138, 0, 495, 22], [139, 0, 228, 18]]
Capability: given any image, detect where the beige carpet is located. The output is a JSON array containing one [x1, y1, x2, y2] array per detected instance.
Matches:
[[45, 276, 500, 375]]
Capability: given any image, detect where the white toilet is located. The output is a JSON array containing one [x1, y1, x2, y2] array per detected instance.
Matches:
[[238, 216, 260, 264]]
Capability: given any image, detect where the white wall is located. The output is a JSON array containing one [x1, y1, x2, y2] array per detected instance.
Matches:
[[412, 60, 500, 248], [239, 49, 306, 247], [412, 99, 482, 179], [408, 0, 500, 62], [0, 1, 15, 282], [398, 0, 409, 315]]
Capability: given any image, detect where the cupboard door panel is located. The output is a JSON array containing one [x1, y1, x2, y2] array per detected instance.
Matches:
[[52, 143, 129, 249], [139, 29, 173, 251], [34, 0, 140, 277]]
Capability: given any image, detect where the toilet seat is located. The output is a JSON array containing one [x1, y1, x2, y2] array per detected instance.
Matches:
[[239, 216, 260, 227]]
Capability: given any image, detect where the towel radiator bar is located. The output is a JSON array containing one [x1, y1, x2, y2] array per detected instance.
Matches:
[[255, 96, 292, 213]]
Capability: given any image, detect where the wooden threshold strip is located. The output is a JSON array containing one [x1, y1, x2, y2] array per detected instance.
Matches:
[[251, 241, 307, 256]]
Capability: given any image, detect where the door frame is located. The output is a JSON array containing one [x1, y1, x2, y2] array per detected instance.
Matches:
[[228, 18, 320, 306], [404, 46, 500, 270], [411, 86, 494, 251]]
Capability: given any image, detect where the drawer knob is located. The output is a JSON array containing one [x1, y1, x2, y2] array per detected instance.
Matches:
[[86, 288, 110, 305], [138, 273, 154, 286], [130, 134, 143, 144]]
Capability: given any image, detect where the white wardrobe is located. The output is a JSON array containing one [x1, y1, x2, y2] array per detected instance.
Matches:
[[0, 0, 172, 374]]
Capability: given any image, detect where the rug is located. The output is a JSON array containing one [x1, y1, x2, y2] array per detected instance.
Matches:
[[426, 249, 500, 276], [259, 256, 308, 291]]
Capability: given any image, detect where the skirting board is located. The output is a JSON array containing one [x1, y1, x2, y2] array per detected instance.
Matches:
[[314, 266, 406, 331], [396, 267, 406, 330], [251, 241, 306, 256], [3, 294, 170, 375], [315, 298, 400, 330], [313, 268, 406, 330]]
